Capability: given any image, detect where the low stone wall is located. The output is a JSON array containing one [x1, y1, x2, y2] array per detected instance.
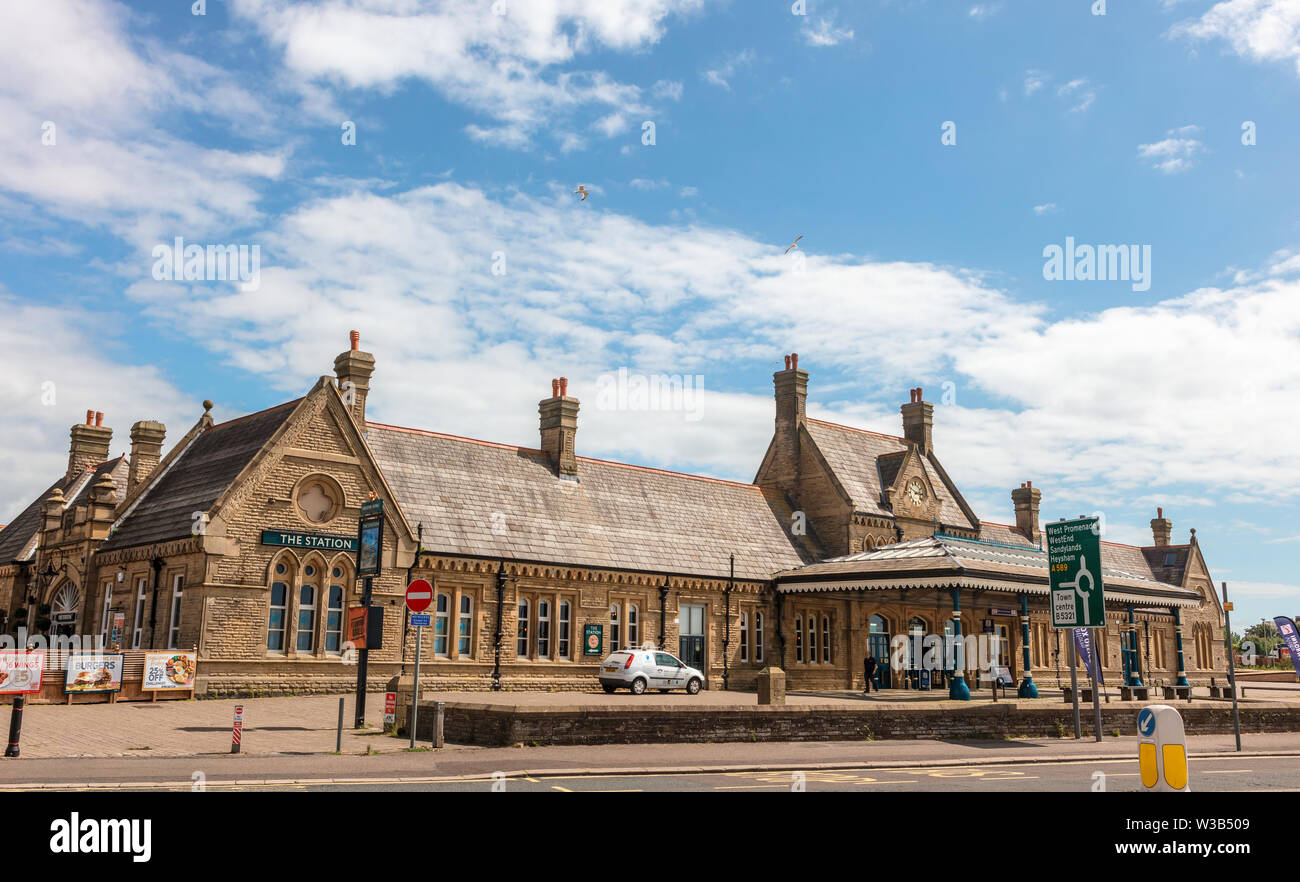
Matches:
[[410, 701, 1300, 747]]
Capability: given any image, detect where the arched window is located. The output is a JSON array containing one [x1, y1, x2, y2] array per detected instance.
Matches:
[[755, 611, 765, 663], [628, 604, 639, 649], [435, 593, 450, 656], [795, 615, 804, 662], [167, 574, 184, 649], [326, 584, 344, 653], [870, 615, 888, 633], [298, 584, 317, 652], [268, 584, 288, 651], [537, 599, 551, 658], [325, 563, 348, 653], [517, 597, 529, 657], [558, 600, 571, 659], [458, 595, 473, 656], [808, 615, 817, 663], [267, 557, 294, 652], [610, 603, 621, 653], [822, 615, 831, 663], [739, 611, 749, 662]]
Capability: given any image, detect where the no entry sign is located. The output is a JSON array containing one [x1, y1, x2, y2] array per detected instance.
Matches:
[[406, 579, 434, 613]]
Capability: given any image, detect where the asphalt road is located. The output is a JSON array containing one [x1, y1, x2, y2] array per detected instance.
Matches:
[[6, 754, 1297, 792]]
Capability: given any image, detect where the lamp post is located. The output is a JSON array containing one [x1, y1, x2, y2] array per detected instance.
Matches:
[[6, 562, 58, 758], [723, 555, 733, 692]]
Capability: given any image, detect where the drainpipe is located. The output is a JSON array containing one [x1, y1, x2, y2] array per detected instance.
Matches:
[[492, 561, 506, 691], [1173, 606, 1190, 688], [658, 577, 669, 650], [723, 554, 733, 691], [774, 590, 786, 669], [147, 550, 164, 649]]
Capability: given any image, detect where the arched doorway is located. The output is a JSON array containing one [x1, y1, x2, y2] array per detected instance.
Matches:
[[907, 616, 929, 689], [868, 614, 891, 689], [51, 581, 81, 638]]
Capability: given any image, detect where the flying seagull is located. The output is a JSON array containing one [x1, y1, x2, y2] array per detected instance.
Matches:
[[574, 185, 590, 202], [784, 235, 804, 254]]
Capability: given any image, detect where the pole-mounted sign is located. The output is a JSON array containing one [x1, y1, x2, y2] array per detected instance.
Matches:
[[1046, 517, 1106, 629]]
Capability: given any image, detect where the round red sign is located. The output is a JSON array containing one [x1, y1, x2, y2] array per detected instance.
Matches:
[[405, 579, 434, 613]]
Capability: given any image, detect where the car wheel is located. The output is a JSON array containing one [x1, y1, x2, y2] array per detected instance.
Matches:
[[631, 677, 648, 695], [602, 684, 616, 694], [687, 677, 702, 695]]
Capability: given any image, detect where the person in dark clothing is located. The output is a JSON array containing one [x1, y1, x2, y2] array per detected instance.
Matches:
[[863, 654, 878, 693]]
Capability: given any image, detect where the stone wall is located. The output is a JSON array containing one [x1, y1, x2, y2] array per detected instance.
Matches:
[[414, 702, 1300, 747]]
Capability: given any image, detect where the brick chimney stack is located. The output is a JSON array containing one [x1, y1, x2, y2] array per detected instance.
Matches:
[[67, 410, 113, 479], [539, 377, 579, 476], [901, 387, 933, 455], [128, 420, 167, 491], [334, 330, 376, 428], [1012, 481, 1041, 543], [766, 353, 809, 490], [1150, 507, 1172, 546]]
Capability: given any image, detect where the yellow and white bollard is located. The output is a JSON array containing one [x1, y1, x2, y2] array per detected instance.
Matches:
[[1137, 705, 1190, 792]]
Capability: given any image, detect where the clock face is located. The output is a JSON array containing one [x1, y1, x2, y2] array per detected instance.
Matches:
[[907, 479, 925, 505]]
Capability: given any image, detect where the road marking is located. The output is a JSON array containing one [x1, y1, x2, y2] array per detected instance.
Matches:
[[551, 785, 573, 792]]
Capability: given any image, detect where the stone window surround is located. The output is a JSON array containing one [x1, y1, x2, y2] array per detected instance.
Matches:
[[266, 549, 354, 659], [427, 580, 480, 662], [290, 472, 346, 528], [791, 605, 836, 665], [515, 587, 579, 661], [609, 593, 650, 653]]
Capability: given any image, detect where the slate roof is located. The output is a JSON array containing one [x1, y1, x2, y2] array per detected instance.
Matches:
[[0, 459, 121, 564], [803, 419, 978, 530], [367, 423, 822, 581], [775, 535, 1201, 605], [103, 401, 299, 551], [977, 521, 1040, 549]]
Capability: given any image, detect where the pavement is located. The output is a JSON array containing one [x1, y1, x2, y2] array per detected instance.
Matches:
[[2, 687, 1297, 760]]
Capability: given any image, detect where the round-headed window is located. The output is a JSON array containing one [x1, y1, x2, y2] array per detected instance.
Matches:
[[294, 475, 343, 526]]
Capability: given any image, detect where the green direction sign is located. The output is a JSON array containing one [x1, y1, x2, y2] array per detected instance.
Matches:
[[262, 530, 357, 552], [1045, 517, 1106, 629], [360, 499, 384, 518]]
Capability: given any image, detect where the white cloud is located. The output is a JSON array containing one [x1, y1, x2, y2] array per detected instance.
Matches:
[[703, 49, 755, 90], [803, 17, 855, 47], [0, 0, 285, 252], [1138, 125, 1206, 173], [629, 178, 670, 190], [1171, 0, 1300, 77], [230, 0, 705, 149], [1023, 69, 1046, 95], [969, 3, 1003, 19], [1032, 203, 1059, 215], [0, 292, 194, 523], [679, 186, 699, 197], [651, 79, 684, 101], [1056, 77, 1097, 113]]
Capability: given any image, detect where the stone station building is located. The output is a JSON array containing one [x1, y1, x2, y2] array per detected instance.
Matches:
[[0, 337, 1227, 696]]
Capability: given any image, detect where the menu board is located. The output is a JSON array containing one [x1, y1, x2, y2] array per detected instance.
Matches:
[[64, 654, 125, 694], [0, 652, 45, 694], [142, 651, 197, 691]]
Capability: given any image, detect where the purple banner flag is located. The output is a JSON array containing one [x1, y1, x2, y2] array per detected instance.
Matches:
[[1274, 617, 1300, 680], [1073, 627, 1105, 686]]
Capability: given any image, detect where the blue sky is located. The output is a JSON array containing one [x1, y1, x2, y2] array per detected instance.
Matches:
[[1, 0, 1298, 629]]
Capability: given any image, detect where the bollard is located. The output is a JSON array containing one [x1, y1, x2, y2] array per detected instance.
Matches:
[[1137, 705, 1190, 792], [4, 695, 25, 758], [231, 704, 244, 754], [336, 697, 344, 753], [432, 701, 445, 749]]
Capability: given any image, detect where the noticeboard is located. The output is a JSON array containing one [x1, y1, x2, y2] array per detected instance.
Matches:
[[1046, 517, 1106, 629], [142, 652, 197, 691], [65, 653, 125, 694]]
